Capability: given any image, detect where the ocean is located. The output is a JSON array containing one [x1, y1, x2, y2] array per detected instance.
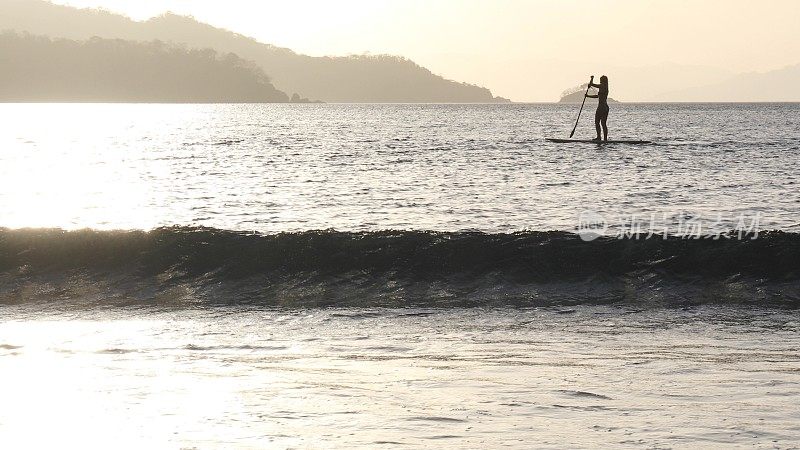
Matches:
[[1, 103, 799, 448]]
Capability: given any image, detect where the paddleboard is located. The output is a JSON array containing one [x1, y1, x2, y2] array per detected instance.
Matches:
[[546, 138, 652, 145]]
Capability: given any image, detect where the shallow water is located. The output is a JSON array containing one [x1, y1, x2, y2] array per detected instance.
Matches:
[[1, 306, 799, 448]]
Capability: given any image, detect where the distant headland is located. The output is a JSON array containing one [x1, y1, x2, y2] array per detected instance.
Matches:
[[0, 32, 294, 103], [0, 0, 511, 103]]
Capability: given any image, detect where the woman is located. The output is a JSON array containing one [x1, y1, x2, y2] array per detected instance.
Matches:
[[586, 75, 609, 141]]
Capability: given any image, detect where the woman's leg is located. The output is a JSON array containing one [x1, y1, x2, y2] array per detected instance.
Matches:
[[601, 106, 609, 141], [594, 109, 602, 140]]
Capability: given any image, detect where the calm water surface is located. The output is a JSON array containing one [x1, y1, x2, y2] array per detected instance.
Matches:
[[1, 103, 798, 232]]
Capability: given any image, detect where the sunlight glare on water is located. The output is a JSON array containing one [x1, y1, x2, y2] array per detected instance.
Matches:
[[1, 103, 798, 233]]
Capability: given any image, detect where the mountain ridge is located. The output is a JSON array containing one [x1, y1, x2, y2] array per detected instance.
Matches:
[[653, 63, 800, 102], [0, 0, 510, 103]]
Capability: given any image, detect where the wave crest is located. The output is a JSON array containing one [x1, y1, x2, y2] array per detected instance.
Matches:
[[1, 227, 798, 307]]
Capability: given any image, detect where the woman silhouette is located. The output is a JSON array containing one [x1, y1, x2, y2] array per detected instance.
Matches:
[[586, 75, 609, 141]]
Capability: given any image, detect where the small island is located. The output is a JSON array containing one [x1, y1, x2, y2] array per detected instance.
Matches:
[[559, 84, 619, 103]]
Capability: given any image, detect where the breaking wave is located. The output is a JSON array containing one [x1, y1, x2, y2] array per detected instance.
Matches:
[[1, 227, 798, 307]]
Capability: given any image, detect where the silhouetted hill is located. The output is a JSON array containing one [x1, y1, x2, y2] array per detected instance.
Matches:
[[0, 32, 289, 102], [559, 84, 618, 103], [0, 0, 510, 103]]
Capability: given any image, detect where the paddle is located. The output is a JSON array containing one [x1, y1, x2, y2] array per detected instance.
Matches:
[[569, 75, 593, 138]]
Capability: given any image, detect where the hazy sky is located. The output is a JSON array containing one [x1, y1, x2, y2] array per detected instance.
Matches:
[[52, 0, 800, 101]]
